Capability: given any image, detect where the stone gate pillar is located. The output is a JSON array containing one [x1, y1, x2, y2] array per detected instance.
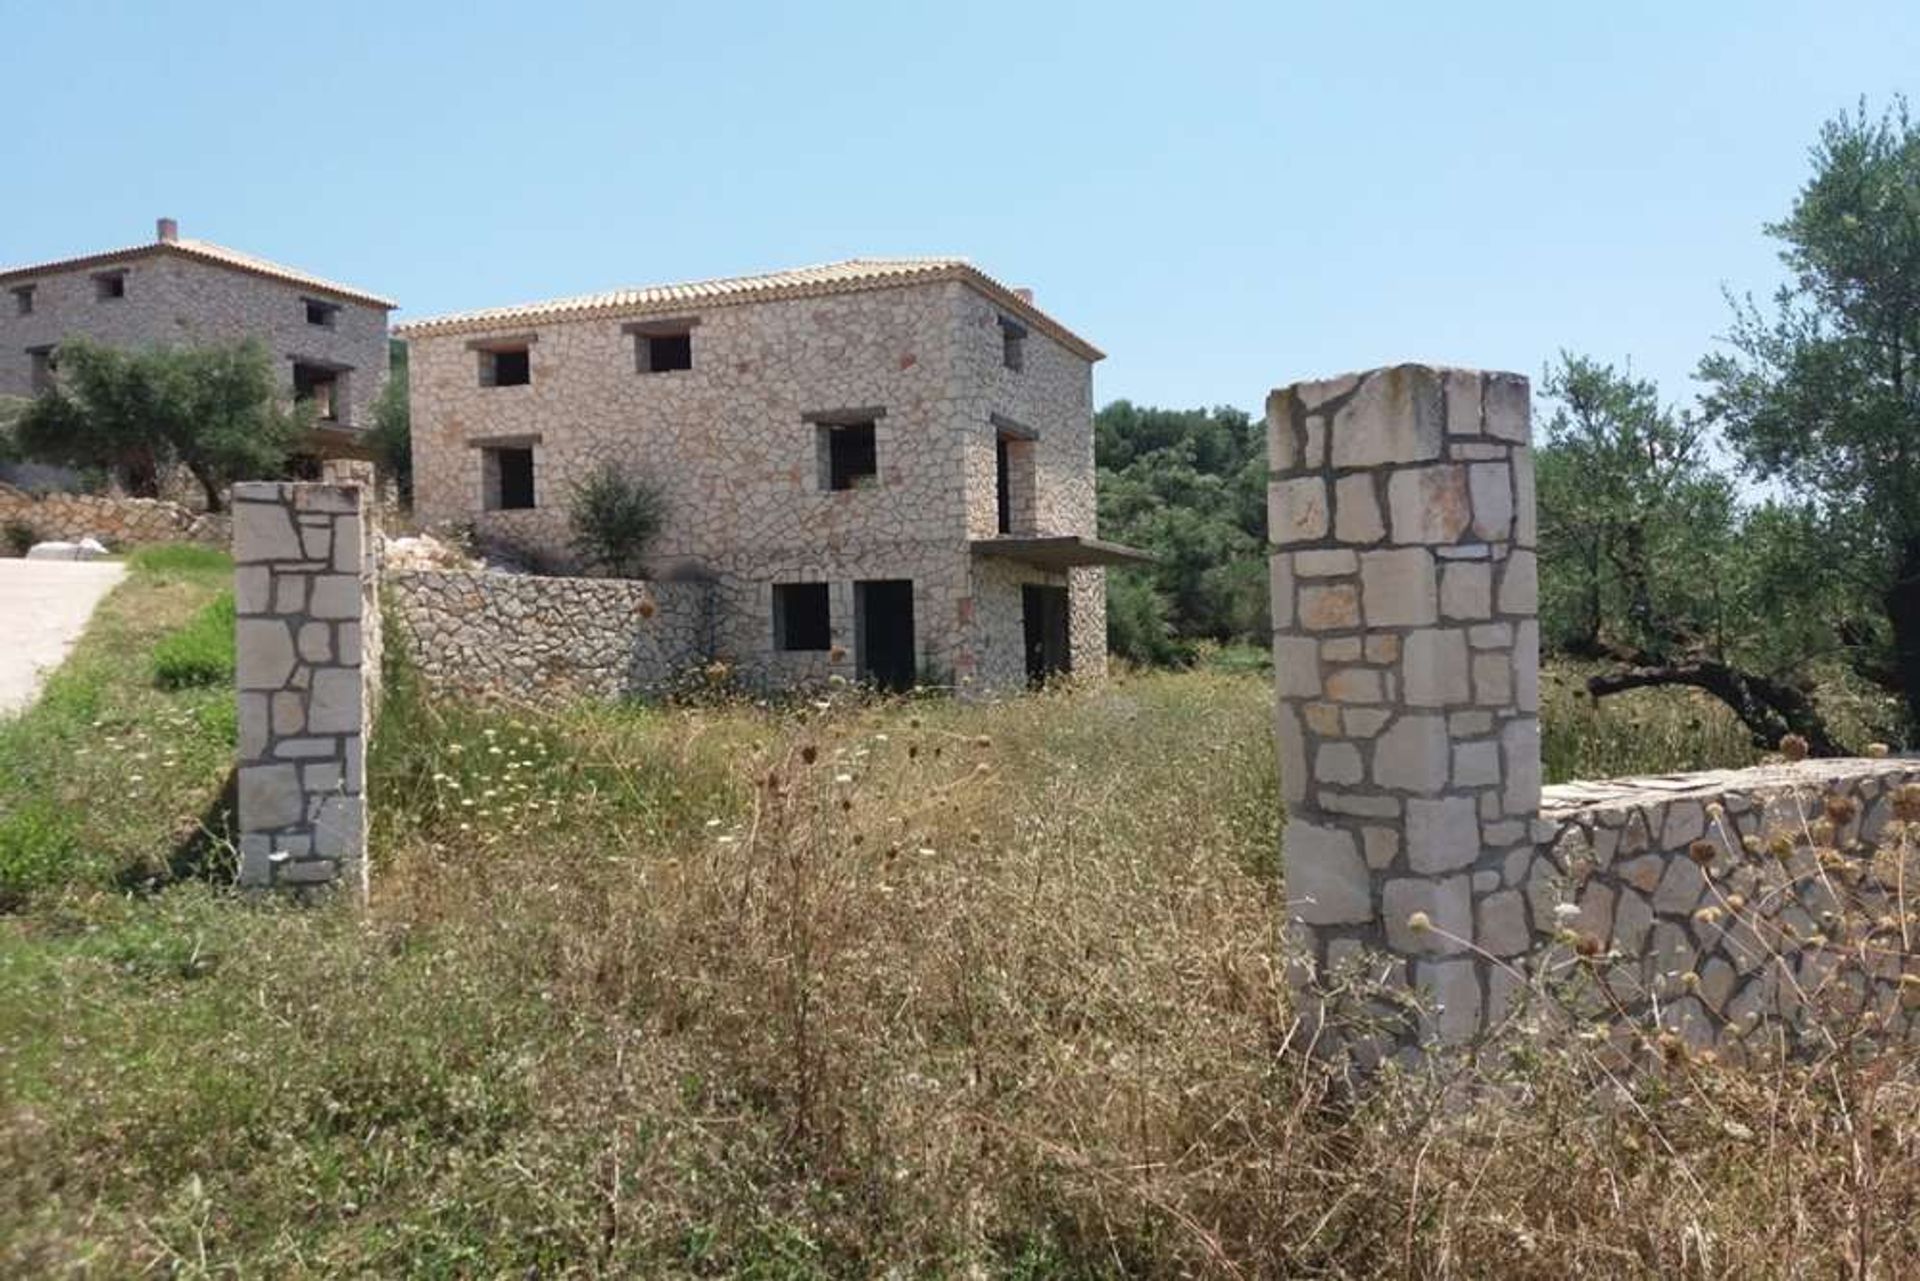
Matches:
[[233, 471, 381, 898], [1269, 364, 1538, 1046]]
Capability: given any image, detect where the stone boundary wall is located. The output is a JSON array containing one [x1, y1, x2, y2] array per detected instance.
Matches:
[[0, 484, 230, 550], [1271, 360, 1920, 1062], [1532, 761, 1920, 1056], [387, 568, 711, 703], [233, 474, 380, 896]]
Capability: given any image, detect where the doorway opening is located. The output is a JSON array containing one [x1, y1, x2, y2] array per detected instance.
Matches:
[[1023, 584, 1070, 686], [855, 579, 916, 692]]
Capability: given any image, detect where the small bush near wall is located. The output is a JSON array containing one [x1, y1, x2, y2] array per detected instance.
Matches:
[[151, 592, 236, 689]]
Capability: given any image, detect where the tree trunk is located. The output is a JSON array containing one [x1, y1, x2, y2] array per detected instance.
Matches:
[[1587, 656, 1849, 758], [189, 464, 225, 514], [1884, 540, 1920, 736]]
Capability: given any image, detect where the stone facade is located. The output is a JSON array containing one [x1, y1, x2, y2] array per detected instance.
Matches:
[[0, 220, 393, 448], [388, 568, 710, 703], [399, 261, 1121, 696], [1270, 364, 1539, 1047], [0, 484, 229, 550], [232, 469, 381, 896]]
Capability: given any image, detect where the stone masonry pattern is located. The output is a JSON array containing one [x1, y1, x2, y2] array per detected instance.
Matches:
[[1269, 363, 1540, 1046], [403, 275, 1105, 695], [388, 568, 710, 704], [0, 484, 230, 549], [0, 245, 389, 430], [1534, 761, 1920, 1059], [233, 474, 381, 895]]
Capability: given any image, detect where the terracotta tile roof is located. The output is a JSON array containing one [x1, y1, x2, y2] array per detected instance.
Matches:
[[0, 237, 395, 309], [393, 257, 1103, 360]]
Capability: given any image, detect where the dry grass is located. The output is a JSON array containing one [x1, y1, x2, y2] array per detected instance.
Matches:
[[2, 599, 1919, 1273]]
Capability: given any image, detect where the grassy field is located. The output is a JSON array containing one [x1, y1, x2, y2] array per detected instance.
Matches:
[[3, 555, 1917, 1275]]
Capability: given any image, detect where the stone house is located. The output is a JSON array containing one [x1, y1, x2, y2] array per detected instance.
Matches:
[[398, 258, 1145, 693], [0, 218, 395, 475]]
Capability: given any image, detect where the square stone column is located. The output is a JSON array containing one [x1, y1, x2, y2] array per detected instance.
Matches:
[[1269, 364, 1539, 1046], [233, 476, 380, 898]]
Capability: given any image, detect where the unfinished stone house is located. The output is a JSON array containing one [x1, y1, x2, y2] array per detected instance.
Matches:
[[0, 218, 395, 477], [399, 258, 1144, 693]]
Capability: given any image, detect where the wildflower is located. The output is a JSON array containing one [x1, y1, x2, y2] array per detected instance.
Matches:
[[1574, 933, 1605, 957], [1824, 795, 1857, 826], [1741, 834, 1763, 855], [1407, 910, 1433, 934], [1553, 903, 1582, 922], [1693, 906, 1723, 926], [1724, 893, 1746, 912], [1866, 742, 1891, 758], [1687, 839, 1716, 866], [1780, 734, 1810, 762], [1681, 970, 1701, 990]]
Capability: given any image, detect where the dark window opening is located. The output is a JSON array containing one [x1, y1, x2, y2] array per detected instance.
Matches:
[[996, 436, 1012, 534], [27, 346, 57, 395], [93, 271, 127, 301], [639, 331, 693, 373], [773, 582, 832, 651], [1023, 584, 1071, 686], [11, 286, 33, 316], [999, 315, 1027, 371], [855, 579, 916, 692], [485, 446, 536, 510], [304, 298, 340, 328], [481, 346, 531, 387], [820, 421, 878, 491], [292, 362, 342, 422]]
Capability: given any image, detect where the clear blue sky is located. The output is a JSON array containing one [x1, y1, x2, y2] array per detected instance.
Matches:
[[3, 1, 1915, 417]]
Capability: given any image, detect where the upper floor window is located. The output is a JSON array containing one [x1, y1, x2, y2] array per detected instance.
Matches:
[[807, 409, 883, 491], [998, 315, 1027, 372], [625, 318, 697, 373], [10, 285, 33, 316], [92, 270, 127, 301], [304, 298, 340, 329], [473, 337, 535, 387]]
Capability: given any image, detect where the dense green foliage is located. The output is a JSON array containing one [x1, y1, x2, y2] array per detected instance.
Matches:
[[1699, 98, 1920, 727], [12, 339, 306, 511], [1094, 401, 1267, 662], [567, 461, 668, 577], [364, 338, 412, 501]]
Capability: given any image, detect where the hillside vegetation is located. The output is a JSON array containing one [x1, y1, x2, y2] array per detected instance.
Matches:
[[3, 553, 1918, 1275]]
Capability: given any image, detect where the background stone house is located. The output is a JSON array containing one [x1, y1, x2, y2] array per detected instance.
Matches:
[[0, 218, 395, 482], [399, 258, 1143, 693]]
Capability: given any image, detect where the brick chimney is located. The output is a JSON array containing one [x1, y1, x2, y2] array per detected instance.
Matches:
[[156, 217, 179, 244]]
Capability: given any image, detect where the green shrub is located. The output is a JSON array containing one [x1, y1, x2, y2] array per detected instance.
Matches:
[[152, 592, 236, 689], [3, 519, 34, 556], [0, 798, 80, 908], [127, 543, 232, 577], [567, 462, 666, 577]]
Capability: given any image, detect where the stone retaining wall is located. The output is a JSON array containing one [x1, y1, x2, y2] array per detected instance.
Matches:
[[387, 568, 711, 703], [0, 484, 229, 550], [1532, 761, 1920, 1056]]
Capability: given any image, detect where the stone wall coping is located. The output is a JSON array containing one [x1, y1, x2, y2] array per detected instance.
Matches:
[[1542, 757, 1920, 817]]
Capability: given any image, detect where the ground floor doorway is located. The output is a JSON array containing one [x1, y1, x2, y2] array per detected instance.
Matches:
[[1022, 584, 1070, 686], [855, 579, 916, 692]]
